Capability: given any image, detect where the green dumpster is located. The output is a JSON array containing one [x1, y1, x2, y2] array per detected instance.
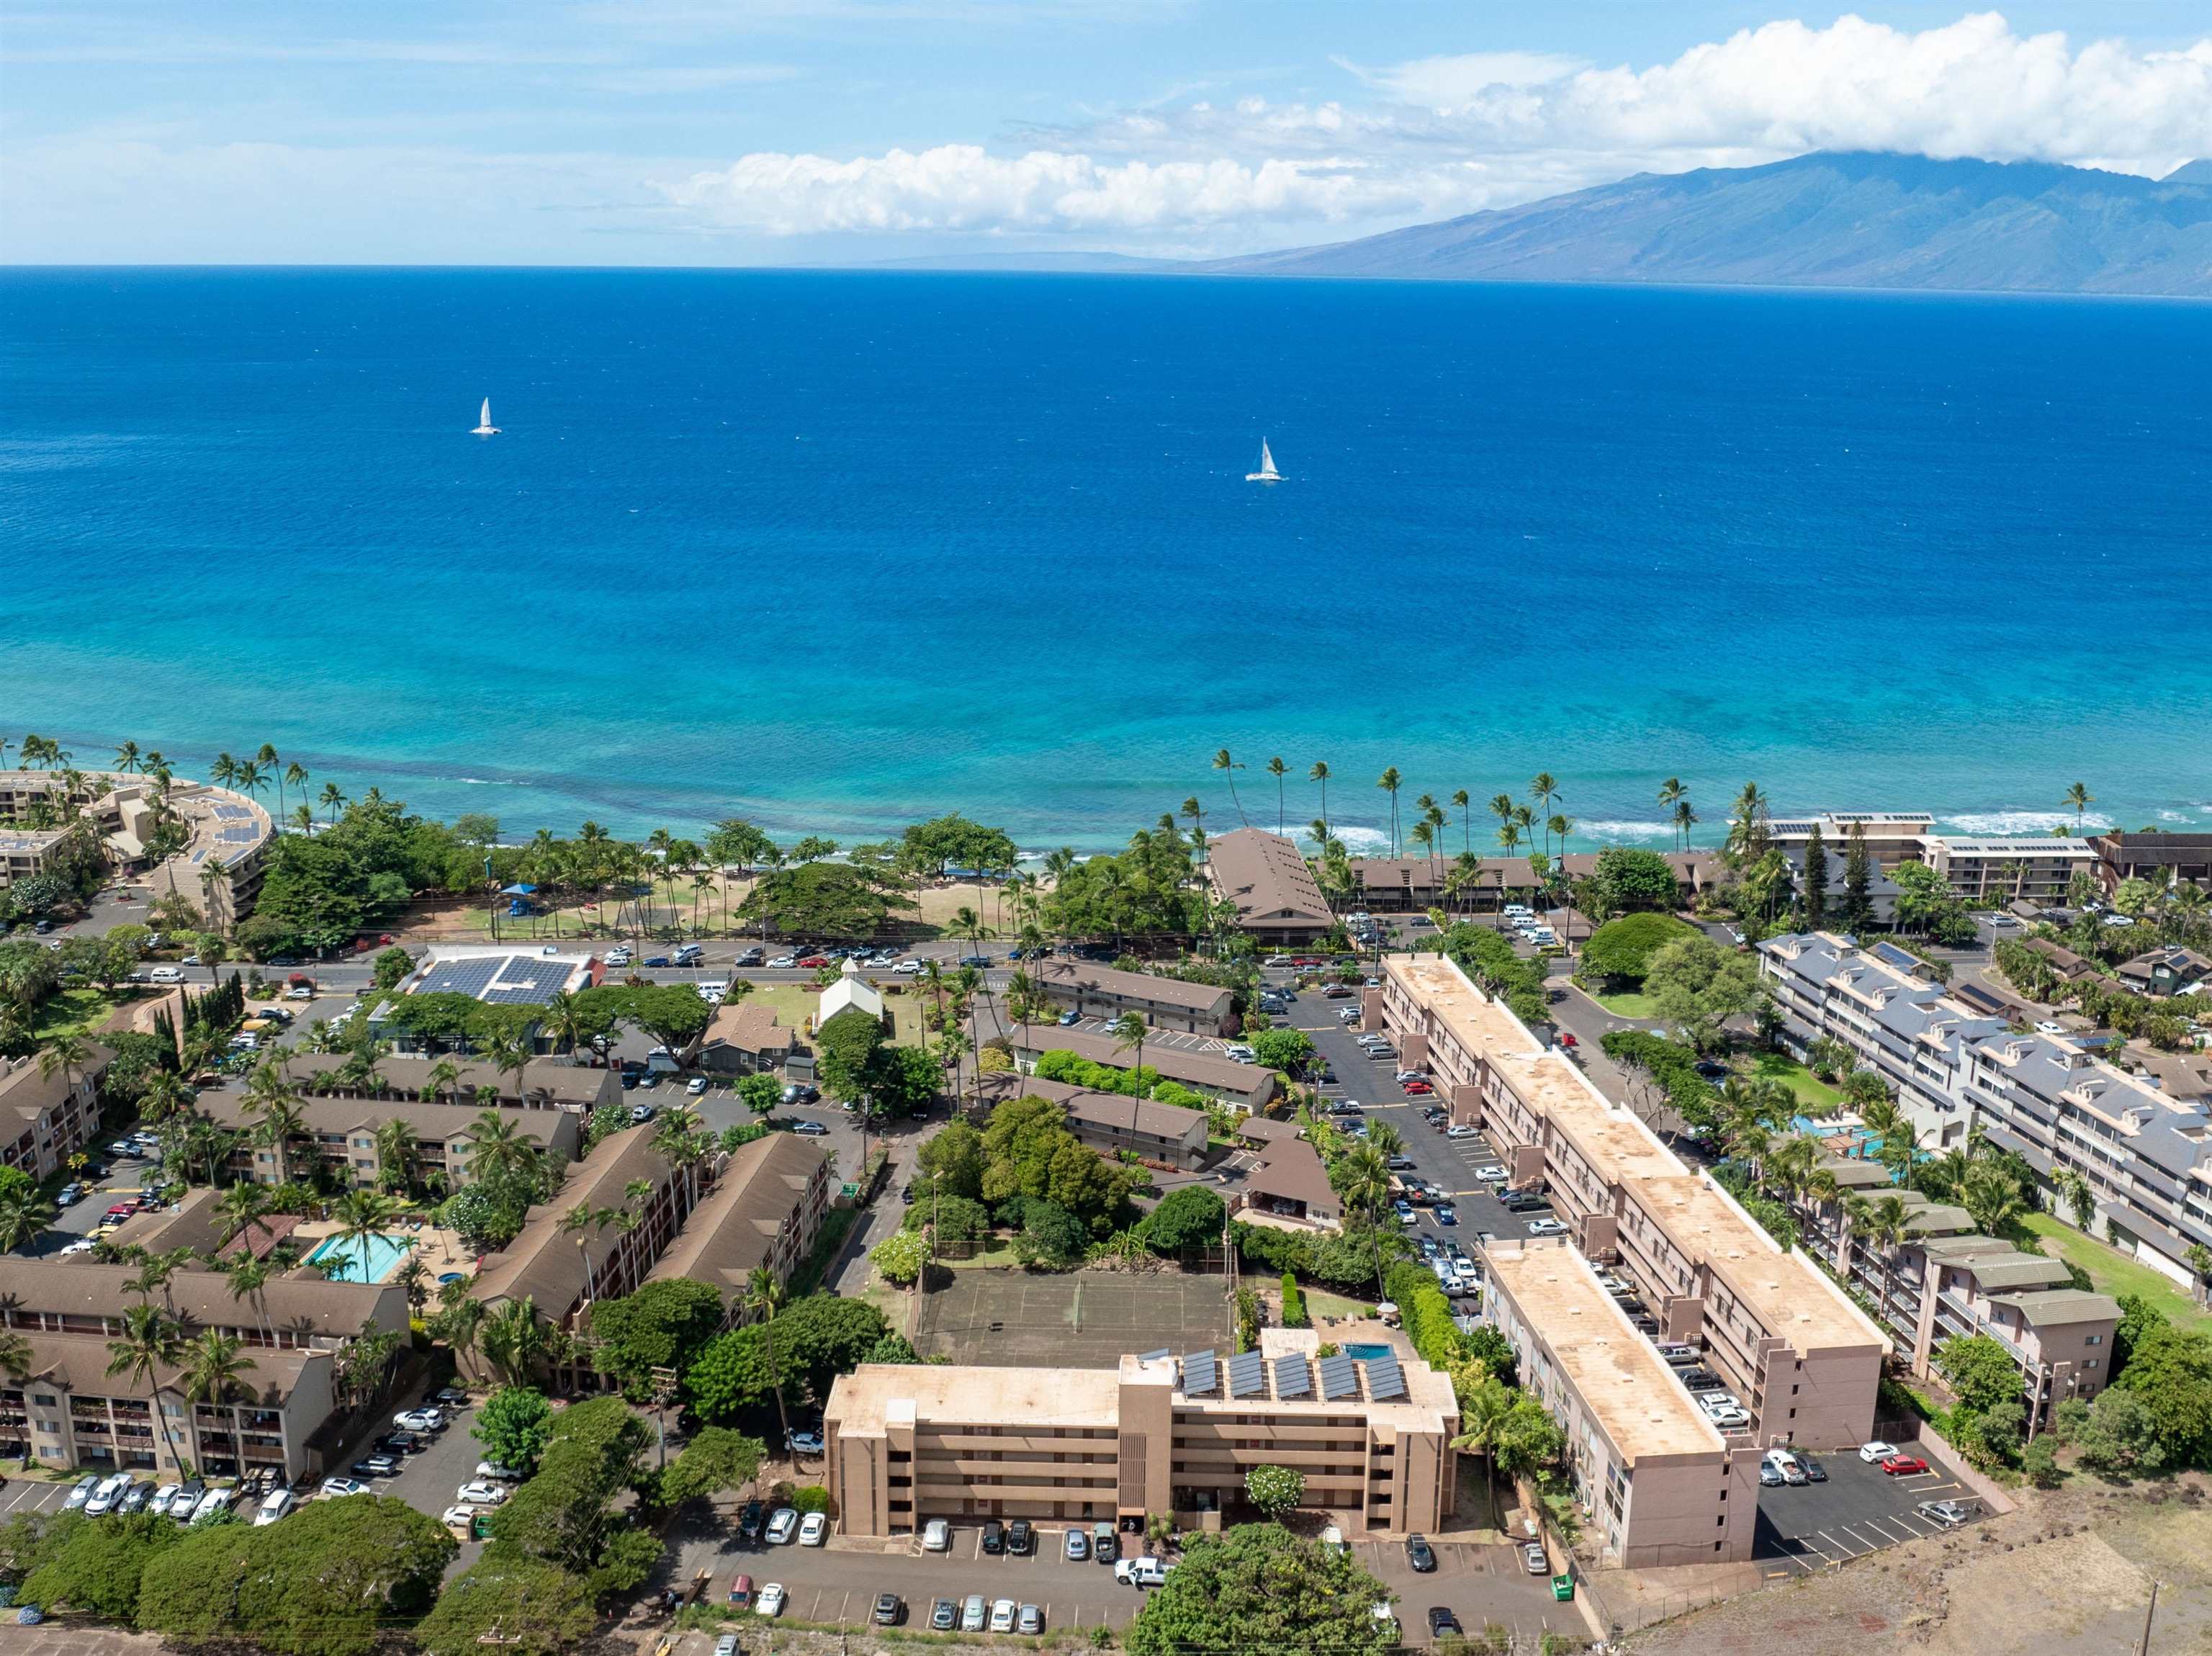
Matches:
[[1550, 1573, 1574, 1602]]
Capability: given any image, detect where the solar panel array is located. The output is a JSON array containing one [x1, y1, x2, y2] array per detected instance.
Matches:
[[412, 953, 577, 1007], [1226, 1349, 1267, 1398], [1137, 1348, 1172, 1364], [1360, 1351, 1407, 1402], [1317, 1351, 1360, 1400], [213, 804, 251, 821], [1179, 1351, 1218, 1396], [219, 826, 260, 844], [1272, 1354, 1311, 1399]]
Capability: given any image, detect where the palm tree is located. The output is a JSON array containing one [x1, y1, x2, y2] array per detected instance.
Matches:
[[329, 1189, 410, 1283], [1451, 1376, 1516, 1521], [0, 1185, 58, 1254], [1110, 1011, 1149, 1097], [1212, 749, 1249, 829], [478, 1297, 551, 1388], [215, 1182, 273, 1251], [179, 1330, 258, 1426], [223, 1254, 276, 1344], [421, 1058, 464, 1106], [462, 1109, 540, 1187], [319, 782, 347, 822], [374, 1117, 422, 1195], [252, 1097, 307, 1189], [743, 1266, 793, 1449], [480, 1032, 535, 1107], [1264, 757, 1288, 837], [1673, 798, 1699, 851], [1658, 778, 1687, 849], [36, 1033, 91, 1102], [1376, 767, 1403, 858], [106, 1302, 186, 1476], [1960, 1160, 2025, 1237], [561, 1202, 616, 1305], [1450, 789, 1472, 855], [1845, 1193, 1910, 1324], [432, 1282, 487, 1372], [1308, 762, 1331, 838], [112, 740, 143, 775], [1530, 775, 1561, 856], [124, 1246, 196, 1313], [2064, 782, 2095, 833]]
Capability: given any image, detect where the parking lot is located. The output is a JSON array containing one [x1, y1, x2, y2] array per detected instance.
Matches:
[[1754, 1445, 1980, 1572], [664, 1520, 1574, 1646]]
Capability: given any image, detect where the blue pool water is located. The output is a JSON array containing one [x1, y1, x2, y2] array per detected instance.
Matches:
[[4, 269, 2209, 847], [1343, 1343, 1395, 1360], [307, 1232, 413, 1284]]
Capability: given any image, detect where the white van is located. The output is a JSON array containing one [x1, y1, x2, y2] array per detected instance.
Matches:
[[190, 1487, 235, 1526], [1115, 1557, 1172, 1588], [148, 966, 186, 985], [253, 1488, 295, 1526]]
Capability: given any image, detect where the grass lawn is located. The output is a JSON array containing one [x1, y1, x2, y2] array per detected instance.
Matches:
[[1589, 990, 1660, 1019], [1751, 1052, 1847, 1113], [34, 986, 142, 1041], [935, 1241, 1022, 1271], [2020, 1213, 2212, 1333], [1306, 1288, 1380, 1322]]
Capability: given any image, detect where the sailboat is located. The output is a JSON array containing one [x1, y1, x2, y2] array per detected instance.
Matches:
[[471, 399, 500, 436], [1245, 438, 1281, 483]]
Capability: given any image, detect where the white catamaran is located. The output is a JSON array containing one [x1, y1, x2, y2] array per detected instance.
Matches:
[[1245, 438, 1281, 483], [471, 399, 500, 436]]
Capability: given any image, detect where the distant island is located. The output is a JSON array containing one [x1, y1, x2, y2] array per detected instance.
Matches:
[[895, 153, 2212, 297]]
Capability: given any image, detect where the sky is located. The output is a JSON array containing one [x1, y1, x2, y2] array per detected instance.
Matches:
[[5, 1, 2210, 265]]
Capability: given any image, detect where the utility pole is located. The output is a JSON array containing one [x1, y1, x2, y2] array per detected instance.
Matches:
[[2138, 1580, 2159, 1656]]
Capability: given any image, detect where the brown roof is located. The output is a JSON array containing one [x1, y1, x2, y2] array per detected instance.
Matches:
[[1234, 1115, 1300, 1145], [702, 999, 793, 1056], [0, 1256, 405, 1338], [1349, 852, 1719, 894], [2023, 937, 2096, 977], [468, 1125, 674, 1315], [996, 1023, 1276, 1100], [0, 1043, 113, 1122], [16, 1331, 321, 1408], [282, 1050, 612, 1108], [1243, 1139, 1339, 1214], [1206, 829, 1334, 930], [1034, 960, 1233, 1014], [974, 1072, 1209, 1146], [196, 1088, 582, 1161], [646, 1133, 827, 1295]]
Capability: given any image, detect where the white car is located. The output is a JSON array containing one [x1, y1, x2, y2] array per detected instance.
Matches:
[[149, 1482, 184, 1516], [1858, 1440, 1899, 1463], [456, 1480, 511, 1506], [1526, 1218, 1567, 1237], [606, 948, 634, 966], [989, 1599, 1017, 1634], [475, 1462, 523, 1482], [63, 1474, 101, 1511], [798, 1511, 828, 1546], [686, 1076, 709, 1095], [85, 1473, 134, 1516], [394, 1408, 444, 1433], [319, 1477, 370, 1499], [922, 1518, 951, 1552], [2034, 1020, 2065, 1036], [768, 955, 798, 969], [894, 958, 925, 974], [253, 1488, 295, 1526], [442, 1504, 483, 1529], [757, 1583, 788, 1617], [1473, 1164, 1508, 1182], [765, 1507, 799, 1545], [1445, 1125, 1480, 1139], [58, 1238, 96, 1256]]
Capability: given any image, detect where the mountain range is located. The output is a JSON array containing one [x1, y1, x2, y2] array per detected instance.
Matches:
[[1197, 152, 2212, 296]]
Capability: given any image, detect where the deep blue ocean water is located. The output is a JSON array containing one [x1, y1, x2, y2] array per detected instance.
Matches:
[[3, 268, 2209, 852]]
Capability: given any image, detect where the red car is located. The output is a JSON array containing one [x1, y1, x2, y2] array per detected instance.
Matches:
[[1879, 1454, 1930, 1477], [1403, 1081, 1434, 1096], [1557, 1032, 1578, 1049], [796, 955, 830, 969]]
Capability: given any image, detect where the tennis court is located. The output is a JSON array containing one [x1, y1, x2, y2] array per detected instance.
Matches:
[[912, 1269, 1235, 1367]]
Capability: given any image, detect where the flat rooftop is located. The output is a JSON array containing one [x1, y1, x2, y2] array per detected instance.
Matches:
[[827, 1362, 1123, 1434], [1486, 1242, 1725, 1462], [1389, 951, 1885, 1357]]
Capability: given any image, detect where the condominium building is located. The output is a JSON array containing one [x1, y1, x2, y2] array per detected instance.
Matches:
[[1757, 932, 2005, 1148], [1766, 813, 1934, 869], [2090, 832, 2212, 894], [1761, 931, 2212, 1285], [0, 1260, 406, 1481], [1346, 852, 1719, 914], [991, 1021, 1278, 1111], [367, 945, 603, 1053], [644, 1133, 833, 1321], [1205, 828, 1336, 944], [1376, 953, 1887, 1449], [1484, 1241, 1761, 1567], [281, 1050, 621, 1115], [824, 1331, 1457, 1539], [972, 1072, 1211, 1171], [0, 1043, 112, 1180], [198, 1089, 583, 1188], [1033, 961, 1236, 1036], [1921, 837, 2095, 904]]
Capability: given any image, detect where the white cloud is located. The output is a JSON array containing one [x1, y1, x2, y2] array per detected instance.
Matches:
[[666, 12, 2212, 240]]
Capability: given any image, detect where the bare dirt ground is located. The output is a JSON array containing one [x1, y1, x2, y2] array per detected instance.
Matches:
[[1626, 1475, 2212, 1656]]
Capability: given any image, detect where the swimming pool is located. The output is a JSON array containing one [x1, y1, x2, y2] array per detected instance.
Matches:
[[307, 1232, 413, 1284], [1343, 1344, 1395, 1361]]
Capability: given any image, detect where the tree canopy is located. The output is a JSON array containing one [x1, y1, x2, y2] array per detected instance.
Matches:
[[978, 1093, 1144, 1230], [1642, 936, 1766, 1051], [1145, 1184, 1226, 1254], [1581, 912, 1702, 984], [1125, 1524, 1394, 1656], [899, 814, 1018, 879], [586, 1277, 730, 1392], [685, 1294, 892, 1423], [737, 861, 918, 939], [1583, 847, 1683, 916]]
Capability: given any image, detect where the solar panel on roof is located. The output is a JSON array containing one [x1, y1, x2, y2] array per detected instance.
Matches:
[[1362, 1355, 1407, 1401], [1179, 1351, 1218, 1395], [1317, 1353, 1359, 1400], [1137, 1348, 1172, 1363], [1272, 1354, 1311, 1398], [1226, 1350, 1266, 1398]]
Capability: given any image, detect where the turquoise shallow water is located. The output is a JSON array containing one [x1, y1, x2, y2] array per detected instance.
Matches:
[[3, 269, 2208, 851], [307, 1231, 411, 1284]]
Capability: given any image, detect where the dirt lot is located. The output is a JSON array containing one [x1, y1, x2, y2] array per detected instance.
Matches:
[[912, 1268, 1236, 1367], [1626, 1475, 2212, 1656]]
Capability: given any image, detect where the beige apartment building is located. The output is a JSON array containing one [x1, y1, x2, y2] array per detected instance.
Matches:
[[1205, 827, 1337, 945], [0, 1260, 406, 1481], [1033, 960, 1237, 1036], [824, 1332, 1457, 1539], [1484, 1241, 1762, 1567], [973, 1072, 1210, 1171], [1922, 837, 2095, 904], [0, 1043, 111, 1181], [644, 1132, 833, 1323], [1377, 953, 1887, 1450], [199, 1089, 583, 1189]]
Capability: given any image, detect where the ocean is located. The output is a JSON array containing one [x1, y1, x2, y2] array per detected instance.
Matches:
[[3, 267, 2209, 853]]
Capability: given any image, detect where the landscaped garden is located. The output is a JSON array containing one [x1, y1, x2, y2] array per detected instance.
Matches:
[[2020, 1213, 2212, 1333]]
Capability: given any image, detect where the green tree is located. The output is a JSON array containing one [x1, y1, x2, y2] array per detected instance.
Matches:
[[1580, 912, 1701, 984], [2112, 1322, 2212, 1467], [871, 1226, 930, 1287], [1586, 846, 1681, 917], [1840, 822, 1873, 934], [1800, 821, 1829, 930], [685, 1293, 891, 1424], [1015, 1198, 1090, 1268], [655, 1424, 767, 1508], [735, 1071, 783, 1118], [2070, 1387, 2168, 1475], [371, 946, 415, 989], [22, 1510, 179, 1620], [1126, 1524, 1393, 1656], [1642, 936, 1766, 1053], [1247, 1027, 1315, 1074], [1144, 1185, 1226, 1255], [413, 1550, 598, 1656], [471, 1385, 555, 1475], [584, 1278, 729, 1392], [816, 1005, 889, 1102], [1244, 1463, 1305, 1519]]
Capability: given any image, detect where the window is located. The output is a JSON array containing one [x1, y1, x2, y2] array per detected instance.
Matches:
[[2084, 1334, 2103, 1346]]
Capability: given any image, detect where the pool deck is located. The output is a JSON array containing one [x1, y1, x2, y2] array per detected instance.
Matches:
[[287, 1219, 473, 1287]]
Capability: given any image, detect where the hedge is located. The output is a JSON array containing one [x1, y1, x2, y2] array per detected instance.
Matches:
[[1384, 1260, 1461, 1372], [1280, 1273, 1307, 1328], [1599, 1028, 1722, 1133]]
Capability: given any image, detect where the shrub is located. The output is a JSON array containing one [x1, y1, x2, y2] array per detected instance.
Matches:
[[1280, 1273, 1308, 1328], [791, 1485, 830, 1513], [1580, 913, 1701, 984]]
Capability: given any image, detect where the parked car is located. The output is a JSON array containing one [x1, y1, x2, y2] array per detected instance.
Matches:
[[874, 1593, 904, 1626], [930, 1598, 958, 1630], [765, 1507, 799, 1545], [1523, 1542, 1549, 1575], [1444, 1124, 1480, 1139], [1428, 1608, 1463, 1637], [1917, 1499, 1972, 1527], [961, 1595, 986, 1633], [781, 1083, 819, 1105], [923, 1518, 951, 1552], [1758, 1461, 1785, 1487], [1879, 1454, 1930, 1477], [1406, 1534, 1437, 1572], [757, 1583, 788, 1616], [1092, 1521, 1118, 1563], [1064, 1528, 1090, 1562], [716, 1637, 739, 1656], [319, 1477, 369, 1499], [394, 1408, 444, 1433], [1526, 1218, 1567, 1236], [989, 1598, 1017, 1634], [253, 1488, 296, 1526], [981, 1518, 1005, 1554], [798, 1512, 828, 1546], [189, 1488, 235, 1526], [84, 1474, 134, 1516], [1007, 1518, 1034, 1554], [1858, 1440, 1899, 1463], [148, 1482, 184, 1516], [1017, 1604, 1045, 1634], [168, 1480, 205, 1521], [789, 1429, 825, 1455], [1799, 1455, 1827, 1482], [457, 1481, 511, 1506], [474, 1461, 523, 1482]]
